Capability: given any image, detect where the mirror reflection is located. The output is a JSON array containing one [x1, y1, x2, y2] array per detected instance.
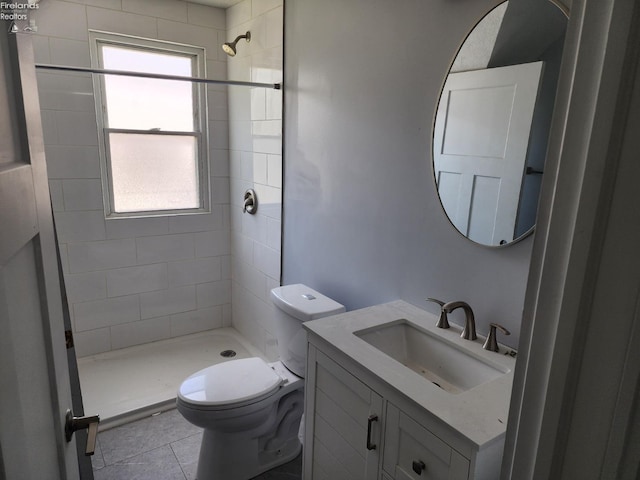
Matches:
[[433, 0, 568, 246]]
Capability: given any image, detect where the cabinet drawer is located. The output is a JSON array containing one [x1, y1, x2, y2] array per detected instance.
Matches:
[[384, 404, 469, 480]]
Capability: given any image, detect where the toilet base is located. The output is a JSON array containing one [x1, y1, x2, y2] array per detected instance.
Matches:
[[194, 388, 304, 480], [196, 430, 301, 480]]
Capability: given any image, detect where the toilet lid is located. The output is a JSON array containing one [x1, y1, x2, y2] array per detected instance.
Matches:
[[178, 357, 283, 407]]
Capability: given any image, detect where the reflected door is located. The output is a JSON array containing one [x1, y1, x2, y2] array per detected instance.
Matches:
[[433, 61, 543, 245]]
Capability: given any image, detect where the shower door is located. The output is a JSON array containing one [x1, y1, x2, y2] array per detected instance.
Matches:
[[0, 30, 87, 479]]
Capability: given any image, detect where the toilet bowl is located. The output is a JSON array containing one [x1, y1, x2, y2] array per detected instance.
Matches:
[[176, 284, 345, 480], [177, 358, 304, 479]]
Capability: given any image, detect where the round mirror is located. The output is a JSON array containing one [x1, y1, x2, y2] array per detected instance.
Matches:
[[432, 0, 568, 247]]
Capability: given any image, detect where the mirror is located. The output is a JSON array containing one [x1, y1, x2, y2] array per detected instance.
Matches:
[[432, 0, 568, 246]]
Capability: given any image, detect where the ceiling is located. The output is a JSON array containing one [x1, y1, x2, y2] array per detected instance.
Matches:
[[183, 0, 242, 8]]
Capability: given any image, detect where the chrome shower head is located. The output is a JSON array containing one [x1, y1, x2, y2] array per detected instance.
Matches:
[[222, 31, 251, 57]]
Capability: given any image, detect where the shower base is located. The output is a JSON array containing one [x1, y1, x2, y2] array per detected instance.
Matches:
[[77, 327, 263, 430]]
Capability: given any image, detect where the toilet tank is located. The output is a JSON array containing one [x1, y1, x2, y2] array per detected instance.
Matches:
[[271, 284, 345, 377]]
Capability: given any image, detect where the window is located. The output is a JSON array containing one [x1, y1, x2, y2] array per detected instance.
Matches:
[[90, 32, 209, 217]]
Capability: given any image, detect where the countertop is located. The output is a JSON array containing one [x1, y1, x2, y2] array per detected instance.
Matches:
[[303, 300, 516, 448]]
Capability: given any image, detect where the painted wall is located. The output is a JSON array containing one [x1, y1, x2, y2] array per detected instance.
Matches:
[[226, 0, 284, 360], [282, 0, 553, 348], [32, 0, 232, 356]]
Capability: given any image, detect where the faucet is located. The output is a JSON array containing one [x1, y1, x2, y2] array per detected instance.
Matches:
[[425, 298, 450, 329], [483, 323, 511, 352], [442, 301, 477, 340]]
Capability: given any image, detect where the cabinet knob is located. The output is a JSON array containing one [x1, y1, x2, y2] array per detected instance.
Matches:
[[412, 460, 426, 475]]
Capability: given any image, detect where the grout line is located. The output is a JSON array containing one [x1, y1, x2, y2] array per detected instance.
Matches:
[[168, 440, 190, 480], [91, 437, 106, 471]]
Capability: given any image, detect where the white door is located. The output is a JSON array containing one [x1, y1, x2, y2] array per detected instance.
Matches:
[[0, 31, 81, 479], [433, 61, 543, 245]]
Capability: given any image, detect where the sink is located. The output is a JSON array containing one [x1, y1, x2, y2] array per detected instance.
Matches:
[[354, 319, 510, 394]]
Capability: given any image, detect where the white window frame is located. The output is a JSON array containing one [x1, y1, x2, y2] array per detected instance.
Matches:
[[89, 31, 210, 218]]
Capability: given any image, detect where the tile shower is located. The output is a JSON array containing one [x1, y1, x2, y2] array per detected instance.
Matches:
[[32, 0, 283, 421]]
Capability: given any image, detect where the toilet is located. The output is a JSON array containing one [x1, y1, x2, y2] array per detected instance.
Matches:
[[176, 284, 345, 480]]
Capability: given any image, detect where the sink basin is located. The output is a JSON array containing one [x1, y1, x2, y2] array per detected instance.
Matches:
[[354, 319, 510, 394]]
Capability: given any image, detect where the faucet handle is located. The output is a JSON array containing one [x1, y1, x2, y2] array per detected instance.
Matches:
[[425, 298, 450, 329], [483, 323, 511, 352]]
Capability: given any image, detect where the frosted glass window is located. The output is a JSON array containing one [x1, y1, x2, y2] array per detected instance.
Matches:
[[91, 33, 208, 217], [109, 134, 199, 212], [101, 46, 194, 131]]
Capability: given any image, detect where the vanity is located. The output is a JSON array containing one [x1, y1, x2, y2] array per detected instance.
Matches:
[[302, 300, 516, 480]]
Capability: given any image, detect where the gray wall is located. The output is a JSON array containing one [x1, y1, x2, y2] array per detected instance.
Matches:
[[283, 0, 538, 348]]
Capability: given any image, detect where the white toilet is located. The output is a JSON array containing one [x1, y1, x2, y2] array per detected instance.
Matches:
[[176, 284, 345, 480]]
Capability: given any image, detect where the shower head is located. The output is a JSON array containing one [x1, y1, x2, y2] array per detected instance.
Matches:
[[222, 31, 251, 57]]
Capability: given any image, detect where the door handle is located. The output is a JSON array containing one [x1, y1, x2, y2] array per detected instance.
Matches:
[[65, 409, 100, 456]]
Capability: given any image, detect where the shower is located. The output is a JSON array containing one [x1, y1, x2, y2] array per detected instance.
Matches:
[[222, 31, 251, 57]]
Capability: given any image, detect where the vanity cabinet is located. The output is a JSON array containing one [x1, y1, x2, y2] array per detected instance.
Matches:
[[304, 332, 506, 480], [304, 344, 473, 480], [304, 347, 382, 479], [383, 403, 469, 479]]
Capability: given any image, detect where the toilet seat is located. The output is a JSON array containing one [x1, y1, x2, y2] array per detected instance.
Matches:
[[178, 357, 283, 410]]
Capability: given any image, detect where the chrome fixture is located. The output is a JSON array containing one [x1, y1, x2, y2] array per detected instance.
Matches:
[[426, 298, 450, 329], [35, 64, 281, 90], [443, 301, 477, 340], [222, 31, 251, 57], [243, 188, 258, 214], [366, 414, 378, 451], [483, 323, 511, 352], [65, 409, 100, 456]]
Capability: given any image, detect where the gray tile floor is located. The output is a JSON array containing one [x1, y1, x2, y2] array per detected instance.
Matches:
[[91, 408, 302, 480]]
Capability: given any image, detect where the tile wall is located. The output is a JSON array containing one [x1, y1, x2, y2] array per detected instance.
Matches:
[[226, 0, 284, 360], [31, 0, 232, 356]]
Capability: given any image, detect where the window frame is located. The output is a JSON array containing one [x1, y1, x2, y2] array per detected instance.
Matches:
[[89, 31, 210, 218]]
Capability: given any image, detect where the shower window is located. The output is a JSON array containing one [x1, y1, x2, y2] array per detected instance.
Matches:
[[90, 32, 209, 217]]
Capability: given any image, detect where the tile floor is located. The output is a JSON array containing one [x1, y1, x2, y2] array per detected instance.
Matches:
[[91, 408, 302, 480]]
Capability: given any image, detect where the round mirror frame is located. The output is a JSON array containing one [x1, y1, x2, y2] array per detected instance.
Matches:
[[432, 0, 569, 247]]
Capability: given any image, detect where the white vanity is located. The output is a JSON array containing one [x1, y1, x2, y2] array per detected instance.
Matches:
[[302, 300, 516, 480]]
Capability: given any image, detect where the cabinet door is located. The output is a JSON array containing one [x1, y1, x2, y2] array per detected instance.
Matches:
[[384, 404, 470, 480], [306, 348, 383, 480]]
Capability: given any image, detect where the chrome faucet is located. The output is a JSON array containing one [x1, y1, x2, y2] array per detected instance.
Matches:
[[483, 323, 511, 352], [442, 301, 477, 340], [426, 298, 450, 329]]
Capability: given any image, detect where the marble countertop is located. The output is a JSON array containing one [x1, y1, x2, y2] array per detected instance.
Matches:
[[303, 300, 516, 448]]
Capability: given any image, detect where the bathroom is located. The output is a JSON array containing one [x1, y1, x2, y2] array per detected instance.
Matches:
[[1, 0, 638, 478], [33, 0, 535, 413]]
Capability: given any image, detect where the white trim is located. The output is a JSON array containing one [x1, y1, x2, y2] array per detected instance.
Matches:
[[88, 31, 210, 218], [503, 0, 640, 478]]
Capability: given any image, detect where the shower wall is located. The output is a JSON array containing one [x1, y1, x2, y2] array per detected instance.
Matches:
[[32, 0, 232, 357], [226, 0, 284, 360]]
